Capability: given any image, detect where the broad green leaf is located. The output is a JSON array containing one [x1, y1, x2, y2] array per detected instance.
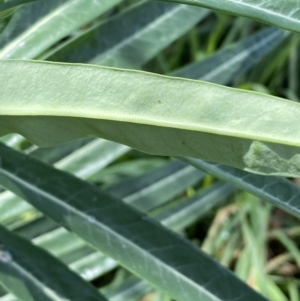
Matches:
[[0, 225, 108, 301], [0, 0, 123, 59], [46, 1, 209, 68], [159, 0, 300, 34], [173, 27, 286, 84], [181, 157, 300, 219], [0, 143, 266, 301], [1, 60, 300, 176]]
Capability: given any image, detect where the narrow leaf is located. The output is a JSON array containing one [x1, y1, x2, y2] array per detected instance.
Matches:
[[159, 0, 300, 34], [0, 143, 267, 301], [1, 60, 300, 176], [173, 27, 286, 84], [0, 225, 107, 301], [46, 1, 209, 68], [0, 0, 123, 59], [15, 161, 204, 260], [181, 157, 300, 219]]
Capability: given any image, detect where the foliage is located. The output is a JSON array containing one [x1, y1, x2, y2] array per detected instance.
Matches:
[[0, 0, 300, 301]]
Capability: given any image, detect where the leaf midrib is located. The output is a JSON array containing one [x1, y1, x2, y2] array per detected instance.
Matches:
[[2, 109, 299, 148]]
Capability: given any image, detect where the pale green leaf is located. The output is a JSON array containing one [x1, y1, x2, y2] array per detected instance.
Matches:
[[159, 0, 300, 33], [1, 60, 300, 176]]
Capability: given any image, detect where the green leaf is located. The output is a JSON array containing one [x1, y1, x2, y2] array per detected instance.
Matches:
[[181, 157, 300, 219], [0, 0, 123, 59], [0, 7, 16, 19], [1, 60, 300, 176], [159, 0, 300, 34], [158, 182, 235, 231], [0, 143, 267, 301], [89, 158, 166, 185], [45, 1, 209, 68], [29, 138, 93, 164], [0, 0, 36, 13], [173, 27, 286, 84], [109, 160, 204, 211], [0, 0, 64, 48], [0, 139, 131, 226], [0, 134, 24, 149], [13, 161, 204, 259], [0, 225, 108, 301], [5, 164, 210, 286], [102, 277, 152, 301]]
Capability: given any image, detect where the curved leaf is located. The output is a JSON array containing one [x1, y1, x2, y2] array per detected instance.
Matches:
[[0, 0, 67, 48], [0, 225, 107, 301], [159, 0, 300, 34], [0, 143, 267, 301], [0, 181, 233, 299], [173, 27, 286, 84], [0, 0, 123, 59], [11, 168, 213, 284], [181, 157, 300, 219], [1, 60, 300, 176], [46, 1, 209, 68]]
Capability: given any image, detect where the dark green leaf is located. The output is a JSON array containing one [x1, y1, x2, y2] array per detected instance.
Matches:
[[0, 143, 267, 301], [181, 157, 300, 219], [0, 225, 107, 301]]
